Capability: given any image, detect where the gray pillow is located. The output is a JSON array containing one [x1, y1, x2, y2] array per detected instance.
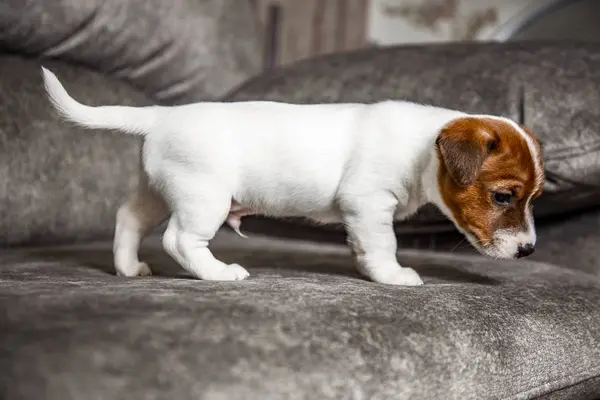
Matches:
[[0, 57, 145, 246], [0, 0, 260, 104]]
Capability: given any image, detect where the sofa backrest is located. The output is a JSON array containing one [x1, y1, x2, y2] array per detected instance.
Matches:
[[0, 0, 260, 104]]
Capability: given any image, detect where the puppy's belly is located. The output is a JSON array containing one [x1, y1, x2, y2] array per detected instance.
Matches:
[[232, 192, 340, 221], [233, 168, 343, 220], [229, 200, 342, 224]]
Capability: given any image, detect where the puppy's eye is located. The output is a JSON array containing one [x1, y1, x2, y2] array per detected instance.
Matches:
[[493, 192, 512, 205]]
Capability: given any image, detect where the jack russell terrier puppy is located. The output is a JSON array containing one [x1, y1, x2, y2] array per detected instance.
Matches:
[[42, 68, 544, 286]]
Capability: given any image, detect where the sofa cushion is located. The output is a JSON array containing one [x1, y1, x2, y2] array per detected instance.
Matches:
[[0, 0, 260, 104], [0, 57, 146, 246], [224, 41, 600, 237], [1, 233, 599, 399]]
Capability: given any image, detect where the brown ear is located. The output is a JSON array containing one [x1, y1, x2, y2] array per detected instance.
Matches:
[[436, 118, 496, 187]]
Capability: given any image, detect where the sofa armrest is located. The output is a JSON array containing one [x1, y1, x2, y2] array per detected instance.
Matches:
[[0, 57, 150, 246]]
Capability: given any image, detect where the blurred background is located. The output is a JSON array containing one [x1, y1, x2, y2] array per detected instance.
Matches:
[[252, 0, 600, 68]]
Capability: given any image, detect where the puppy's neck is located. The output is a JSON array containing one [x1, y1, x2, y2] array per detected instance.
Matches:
[[418, 125, 459, 224], [422, 147, 454, 219]]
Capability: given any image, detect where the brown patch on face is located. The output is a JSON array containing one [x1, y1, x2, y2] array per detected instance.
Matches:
[[436, 117, 544, 249]]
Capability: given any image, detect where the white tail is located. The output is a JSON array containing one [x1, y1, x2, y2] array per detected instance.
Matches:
[[41, 67, 157, 135]]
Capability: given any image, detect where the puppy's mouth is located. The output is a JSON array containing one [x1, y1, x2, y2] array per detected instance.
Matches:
[[463, 230, 515, 260]]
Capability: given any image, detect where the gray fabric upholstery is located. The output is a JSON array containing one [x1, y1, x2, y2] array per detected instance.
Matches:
[[0, 0, 260, 104], [0, 57, 146, 246], [237, 207, 600, 277], [542, 377, 600, 400], [225, 41, 600, 234], [1, 232, 599, 399]]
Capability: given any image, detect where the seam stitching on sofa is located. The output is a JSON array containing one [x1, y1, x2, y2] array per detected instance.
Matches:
[[503, 363, 600, 400], [43, 8, 100, 58], [530, 374, 600, 400], [518, 85, 525, 125], [545, 141, 600, 161]]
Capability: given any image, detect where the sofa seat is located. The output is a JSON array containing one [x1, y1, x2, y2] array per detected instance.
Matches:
[[2, 231, 599, 399]]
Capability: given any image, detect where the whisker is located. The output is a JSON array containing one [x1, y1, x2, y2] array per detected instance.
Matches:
[[451, 239, 466, 252]]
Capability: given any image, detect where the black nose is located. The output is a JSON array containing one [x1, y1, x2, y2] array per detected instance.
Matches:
[[516, 243, 535, 258]]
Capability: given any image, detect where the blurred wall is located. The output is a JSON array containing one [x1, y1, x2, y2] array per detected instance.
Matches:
[[251, 0, 600, 69]]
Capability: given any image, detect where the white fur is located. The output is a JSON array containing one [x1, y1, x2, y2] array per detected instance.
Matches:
[[42, 68, 537, 285]]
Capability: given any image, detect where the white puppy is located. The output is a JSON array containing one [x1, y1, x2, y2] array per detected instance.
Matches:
[[42, 68, 544, 286]]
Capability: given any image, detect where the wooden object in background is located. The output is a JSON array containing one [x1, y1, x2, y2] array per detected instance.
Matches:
[[251, 0, 371, 69]]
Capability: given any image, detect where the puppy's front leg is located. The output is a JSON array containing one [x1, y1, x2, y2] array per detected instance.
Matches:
[[342, 195, 424, 286]]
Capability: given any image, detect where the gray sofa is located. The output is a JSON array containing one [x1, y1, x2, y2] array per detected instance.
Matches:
[[1, 1, 599, 399]]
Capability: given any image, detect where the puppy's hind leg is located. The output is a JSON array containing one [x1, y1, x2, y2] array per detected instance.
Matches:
[[161, 179, 249, 281], [113, 176, 169, 277]]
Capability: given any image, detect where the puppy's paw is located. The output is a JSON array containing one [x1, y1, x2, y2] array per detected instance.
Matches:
[[116, 262, 153, 277], [204, 263, 250, 281], [228, 263, 250, 280], [370, 267, 423, 286]]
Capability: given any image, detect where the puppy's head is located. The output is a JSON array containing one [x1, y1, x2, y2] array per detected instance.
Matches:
[[436, 116, 544, 259]]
